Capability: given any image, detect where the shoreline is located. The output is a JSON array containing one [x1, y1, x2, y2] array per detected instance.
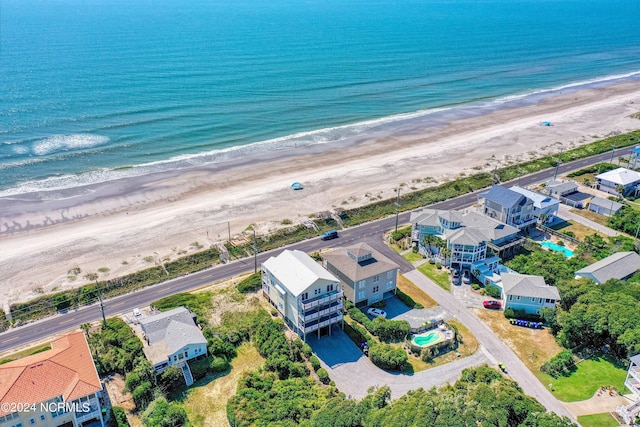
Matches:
[[2, 79, 640, 306]]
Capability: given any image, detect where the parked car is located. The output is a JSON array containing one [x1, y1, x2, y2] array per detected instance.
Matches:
[[451, 269, 460, 285], [483, 300, 502, 310], [321, 230, 339, 240], [462, 271, 471, 285], [367, 307, 387, 318], [133, 307, 142, 318]]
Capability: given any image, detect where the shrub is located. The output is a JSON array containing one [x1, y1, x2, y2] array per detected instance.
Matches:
[[435, 262, 442, 269], [310, 355, 321, 371], [188, 357, 210, 381], [484, 285, 502, 299], [159, 366, 185, 393], [369, 344, 407, 371], [541, 350, 575, 378], [396, 289, 424, 309], [391, 230, 405, 242], [211, 356, 230, 373], [132, 381, 154, 411], [111, 406, 130, 427], [301, 343, 313, 358], [237, 272, 262, 293], [429, 259, 436, 265], [471, 283, 480, 291], [317, 367, 330, 384], [369, 317, 411, 342], [370, 300, 387, 309]]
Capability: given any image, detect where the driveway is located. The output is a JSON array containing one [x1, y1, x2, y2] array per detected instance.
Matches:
[[558, 204, 619, 236], [307, 326, 488, 399], [404, 270, 575, 421], [384, 296, 451, 329]]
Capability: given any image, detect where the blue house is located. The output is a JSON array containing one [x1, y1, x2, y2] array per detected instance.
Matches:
[[501, 273, 560, 316]]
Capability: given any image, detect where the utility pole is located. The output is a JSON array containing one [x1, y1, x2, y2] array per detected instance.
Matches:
[[610, 145, 617, 164], [253, 229, 258, 274], [95, 279, 107, 327], [554, 148, 564, 180], [394, 187, 401, 233]]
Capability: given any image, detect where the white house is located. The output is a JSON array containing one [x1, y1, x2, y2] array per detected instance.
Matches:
[[595, 167, 640, 197], [510, 185, 560, 225], [574, 251, 640, 284], [140, 306, 207, 383], [262, 249, 343, 341], [617, 354, 640, 424], [501, 273, 560, 316]]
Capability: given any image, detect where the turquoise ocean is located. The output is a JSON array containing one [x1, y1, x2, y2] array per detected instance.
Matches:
[[2, 0, 640, 196]]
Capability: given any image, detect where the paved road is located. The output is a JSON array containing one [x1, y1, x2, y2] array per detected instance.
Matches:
[[404, 270, 575, 421], [0, 145, 632, 355], [558, 204, 620, 236]]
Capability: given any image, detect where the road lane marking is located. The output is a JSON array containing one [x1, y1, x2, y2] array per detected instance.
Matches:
[[2, 336, 19, 342], [58, 318, 77, 325]]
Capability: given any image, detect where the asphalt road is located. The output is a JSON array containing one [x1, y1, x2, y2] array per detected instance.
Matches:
[[0, 145, 633, 354]]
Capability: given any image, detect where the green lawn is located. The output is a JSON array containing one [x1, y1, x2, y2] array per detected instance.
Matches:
[[577, 413, 620, 427], [536, 356, 627, 402], [402, 251, 425, 263], [417, 262, 451, 291]]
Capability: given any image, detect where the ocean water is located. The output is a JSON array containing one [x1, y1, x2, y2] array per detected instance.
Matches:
[[2, 0, 640, 196]]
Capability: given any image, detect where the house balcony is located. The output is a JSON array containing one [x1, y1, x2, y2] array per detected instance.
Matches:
[[299, 289, 343, 311], [302, 312, 343, 334], [74, 399, 103, 425], [625, 377, 640, 397], [301, 301, 343, 322]]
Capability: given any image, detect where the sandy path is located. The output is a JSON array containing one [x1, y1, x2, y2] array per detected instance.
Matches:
[[1, 80, 640, 307]]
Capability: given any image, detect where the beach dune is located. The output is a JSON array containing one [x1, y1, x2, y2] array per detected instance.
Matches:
[[2, 81, 640, 306]]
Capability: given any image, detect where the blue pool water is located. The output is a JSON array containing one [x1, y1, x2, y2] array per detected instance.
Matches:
[[541, 241, 574, 257]]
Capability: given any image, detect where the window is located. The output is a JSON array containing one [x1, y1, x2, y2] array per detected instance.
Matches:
[[40, 416, 45, 422], [314, 288, 321, 295], [184, 350, 188, 358], [387, 271, 393, 279], [373, 286, 379, 293], [358, 291, 365, 300], [508, 295, 512, 301], [178, 353, 184, 360], [545, 298, 551, 303], [327, 284, 334, 292], [29, 419, 35, 425], [358, 280, 366, 289], [386, 281, 393, 290], [516, 296, 520, 301], [373, 275, 380, 283]]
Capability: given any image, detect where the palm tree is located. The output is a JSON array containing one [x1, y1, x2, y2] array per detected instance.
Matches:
[[440, 247, 452, 267], [422, 234, 435, 256], [80, 322, 91, 338]]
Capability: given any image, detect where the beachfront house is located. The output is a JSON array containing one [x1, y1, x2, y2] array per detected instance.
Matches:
[[410, 208, 522, 270], [0, 332, 106, 427], [510, 185, 560, 225], [595, 167, 640, 197], [587, 196, 624, 217], [501, 273, 560, 316], [140, 307, 207, 384], [574, 251, 640, 284], [262, 249, 343, 341], [478, 185, 536, 230], [323, 242, 398, 308]]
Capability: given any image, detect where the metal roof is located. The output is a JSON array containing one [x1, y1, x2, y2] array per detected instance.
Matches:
[[575, 251, 640, 284], [510, 185, 560, 209], [262, 249, 339, 297], [480, 185, 528, 209], [596, 167, 640, 185]]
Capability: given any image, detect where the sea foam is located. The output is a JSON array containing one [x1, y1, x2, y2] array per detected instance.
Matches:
[[32, 134, 110, 156]]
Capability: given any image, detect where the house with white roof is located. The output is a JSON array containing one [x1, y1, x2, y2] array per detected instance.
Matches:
[[595, 167, 640, 197], [140, 306, 207, 383], [478, 185, 536, 229], [501, 273, 560, 316], [510, 185, 560, 225], [323, 242, 398, 308], [262, 249, 343, 340], [574, 251, 640, 284], [410, 208, 522, 270]]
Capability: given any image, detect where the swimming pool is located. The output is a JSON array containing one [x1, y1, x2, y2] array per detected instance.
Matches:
[[412, 331, 445, 347], [541, 240, 574, 257]]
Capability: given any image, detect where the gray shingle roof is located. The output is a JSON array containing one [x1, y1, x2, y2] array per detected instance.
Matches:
[[588, 197, 624, 212], [501, 273, 560, 300], [575, 251, 640, 284], [141, 307, 207, 364], [323, 243, 398, 283], [459, 211, 520, 242], [480, 185, 527, 209], [447, 228, 486, 246]]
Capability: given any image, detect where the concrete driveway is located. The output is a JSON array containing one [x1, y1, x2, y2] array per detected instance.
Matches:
[[307, 325, 489, 399]]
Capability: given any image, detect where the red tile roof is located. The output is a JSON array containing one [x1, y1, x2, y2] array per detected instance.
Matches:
[[0, 332, 102, 416]]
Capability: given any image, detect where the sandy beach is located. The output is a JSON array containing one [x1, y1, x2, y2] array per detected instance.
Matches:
[[2, 80, 640, 308]]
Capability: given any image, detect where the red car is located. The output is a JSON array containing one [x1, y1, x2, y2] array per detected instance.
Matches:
[[483, 300, 502, 309]]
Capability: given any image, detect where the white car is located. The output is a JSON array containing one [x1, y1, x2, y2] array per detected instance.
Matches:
[[133, 308, 142, 318], [367, 307, 387, 318]]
